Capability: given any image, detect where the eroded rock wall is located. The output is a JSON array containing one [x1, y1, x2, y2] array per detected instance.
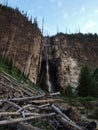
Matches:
[[0, 5, 42, 83], [1, 5, 98, 92], [42, 33, 98, 92]]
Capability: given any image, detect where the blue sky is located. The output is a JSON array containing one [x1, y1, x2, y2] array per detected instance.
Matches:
[[0, 0, 98, 35]]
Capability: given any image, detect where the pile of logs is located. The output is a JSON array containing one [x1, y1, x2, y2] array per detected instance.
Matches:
[[0, 72, 97, 130]]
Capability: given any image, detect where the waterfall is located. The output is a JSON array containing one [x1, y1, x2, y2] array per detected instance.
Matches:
[[46, 46, 52, 93]]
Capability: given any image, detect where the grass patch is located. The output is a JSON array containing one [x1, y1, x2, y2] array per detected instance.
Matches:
[[0, 56, 44, 93], [30, 119, 54, 130], [79, 96, 95, 104]]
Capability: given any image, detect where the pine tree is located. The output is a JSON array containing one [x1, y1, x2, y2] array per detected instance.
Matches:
[[33, 17, 38, 27], [77, 66, 91, 96], [66, 84, 73, 97], [77, 65, 95, 97], [92, 68, 98, 83]]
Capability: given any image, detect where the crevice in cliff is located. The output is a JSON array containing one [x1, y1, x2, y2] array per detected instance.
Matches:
[[38, 60, 60, 92]]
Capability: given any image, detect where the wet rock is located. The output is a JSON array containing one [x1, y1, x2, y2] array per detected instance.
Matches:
[[88, 107, 98, 119], [84, 101, 98, 109], [77, 121, 97, 130], [64, 107, 81, 122]]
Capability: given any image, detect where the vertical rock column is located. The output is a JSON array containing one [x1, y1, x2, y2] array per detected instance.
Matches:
[[27, 37, 42, 83], [56, 57, 65, 93]]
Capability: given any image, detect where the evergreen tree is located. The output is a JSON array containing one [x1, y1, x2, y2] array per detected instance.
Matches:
[[92, 68, 98, 83], [33, 17, 38, 27], [77, 65, 97, 97], [66, 84, 73, 97]]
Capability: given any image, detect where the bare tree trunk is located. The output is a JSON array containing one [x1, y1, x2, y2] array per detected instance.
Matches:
[[15, 122, 44, 130], [49, 91, 60, 96], [10, 94, 44, 102], [6, 100, 21, 109], [0, 113, 55, 125], [0, 94, 45, 103], [0, 112, 39, 117], [51, 104, 83, 130], [5, 27, 17, 59], [30, 98, 56, 104]]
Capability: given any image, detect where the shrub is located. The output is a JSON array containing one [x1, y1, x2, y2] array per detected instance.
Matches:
[[66, 84, 73, 97], [79, 96, 94, 104]]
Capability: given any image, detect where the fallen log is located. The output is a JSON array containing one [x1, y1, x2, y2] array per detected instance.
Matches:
[[30, 98, 57, 104], [39, 107, 69, 114], [0, 72, 45, 96], [21, 85, 38, 94], [0, 122, 44, 130], [0, 81, 22, 93], [10, 94, 44, 102], [49, 92, 60, 96], [59, 116, 83, 130], [17, 104, 32, 112], [0, 112, 55, 125], [13, 122, 44, 130], [51, 104, 83, 130], [0, 94, 45, 103], [0, 112, 39, 117], [51, 104, 74, 123], [0, 72, 41, 96], [6, 100, 21, 109], [77, 121, 97, 130], [0, 102, 11, 111], [38, 103, 50, 108]]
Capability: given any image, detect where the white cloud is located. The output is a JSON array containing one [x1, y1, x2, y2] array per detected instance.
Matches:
[[50, 0, 63, 7], [64, 12, 68, 19], [27, 9, 34, 17], [38, 5, 42, 9], [38, 16, 42, 22], [58, 0, 62, 7], [86, 20, 96, 28], [80, 6, 86, 12], [50, 0, 56, 2], [43, 24, 55, 36], [72, 11, 77, 16], [58, 0, 63, 7], [82, 20, 96, 33], [94, 9, 98, 14]]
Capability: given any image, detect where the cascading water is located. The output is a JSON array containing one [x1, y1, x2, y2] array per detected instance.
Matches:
[[46, 58, 52, 92], [46, 46, 53, 93]]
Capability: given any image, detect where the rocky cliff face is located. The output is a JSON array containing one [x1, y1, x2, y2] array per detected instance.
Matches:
[[40, 33, 98, 92], [1, 5, 98, 93], [0, 5, 42, 83]]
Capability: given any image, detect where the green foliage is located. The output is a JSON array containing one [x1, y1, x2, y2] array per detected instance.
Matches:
[[77, 65, 98, 97], [77, 65, 91, 96], [92, 68, 98, 82], [66, 84, 73, 97], [0, 56, 44, 93], [0, 126, 5, 130], [33, 17, 38, 27], [79, 96, 95, 103], [0, 4, 38, 26], [0, 56, 26, 81], [94, 108, 98, 119]]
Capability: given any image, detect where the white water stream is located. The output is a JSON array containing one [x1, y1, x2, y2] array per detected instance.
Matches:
[[46, 59, 52, 92], [46, 46, 52, 93]]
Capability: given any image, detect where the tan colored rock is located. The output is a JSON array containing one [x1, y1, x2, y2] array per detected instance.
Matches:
[[67, 107, 81, 122], [0, 6, 41, 84]]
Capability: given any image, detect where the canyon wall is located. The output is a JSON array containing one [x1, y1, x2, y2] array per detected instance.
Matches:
[[0, 5, 42, 83], [1, 5, 98, 92], [41, 33, 98, 92]]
